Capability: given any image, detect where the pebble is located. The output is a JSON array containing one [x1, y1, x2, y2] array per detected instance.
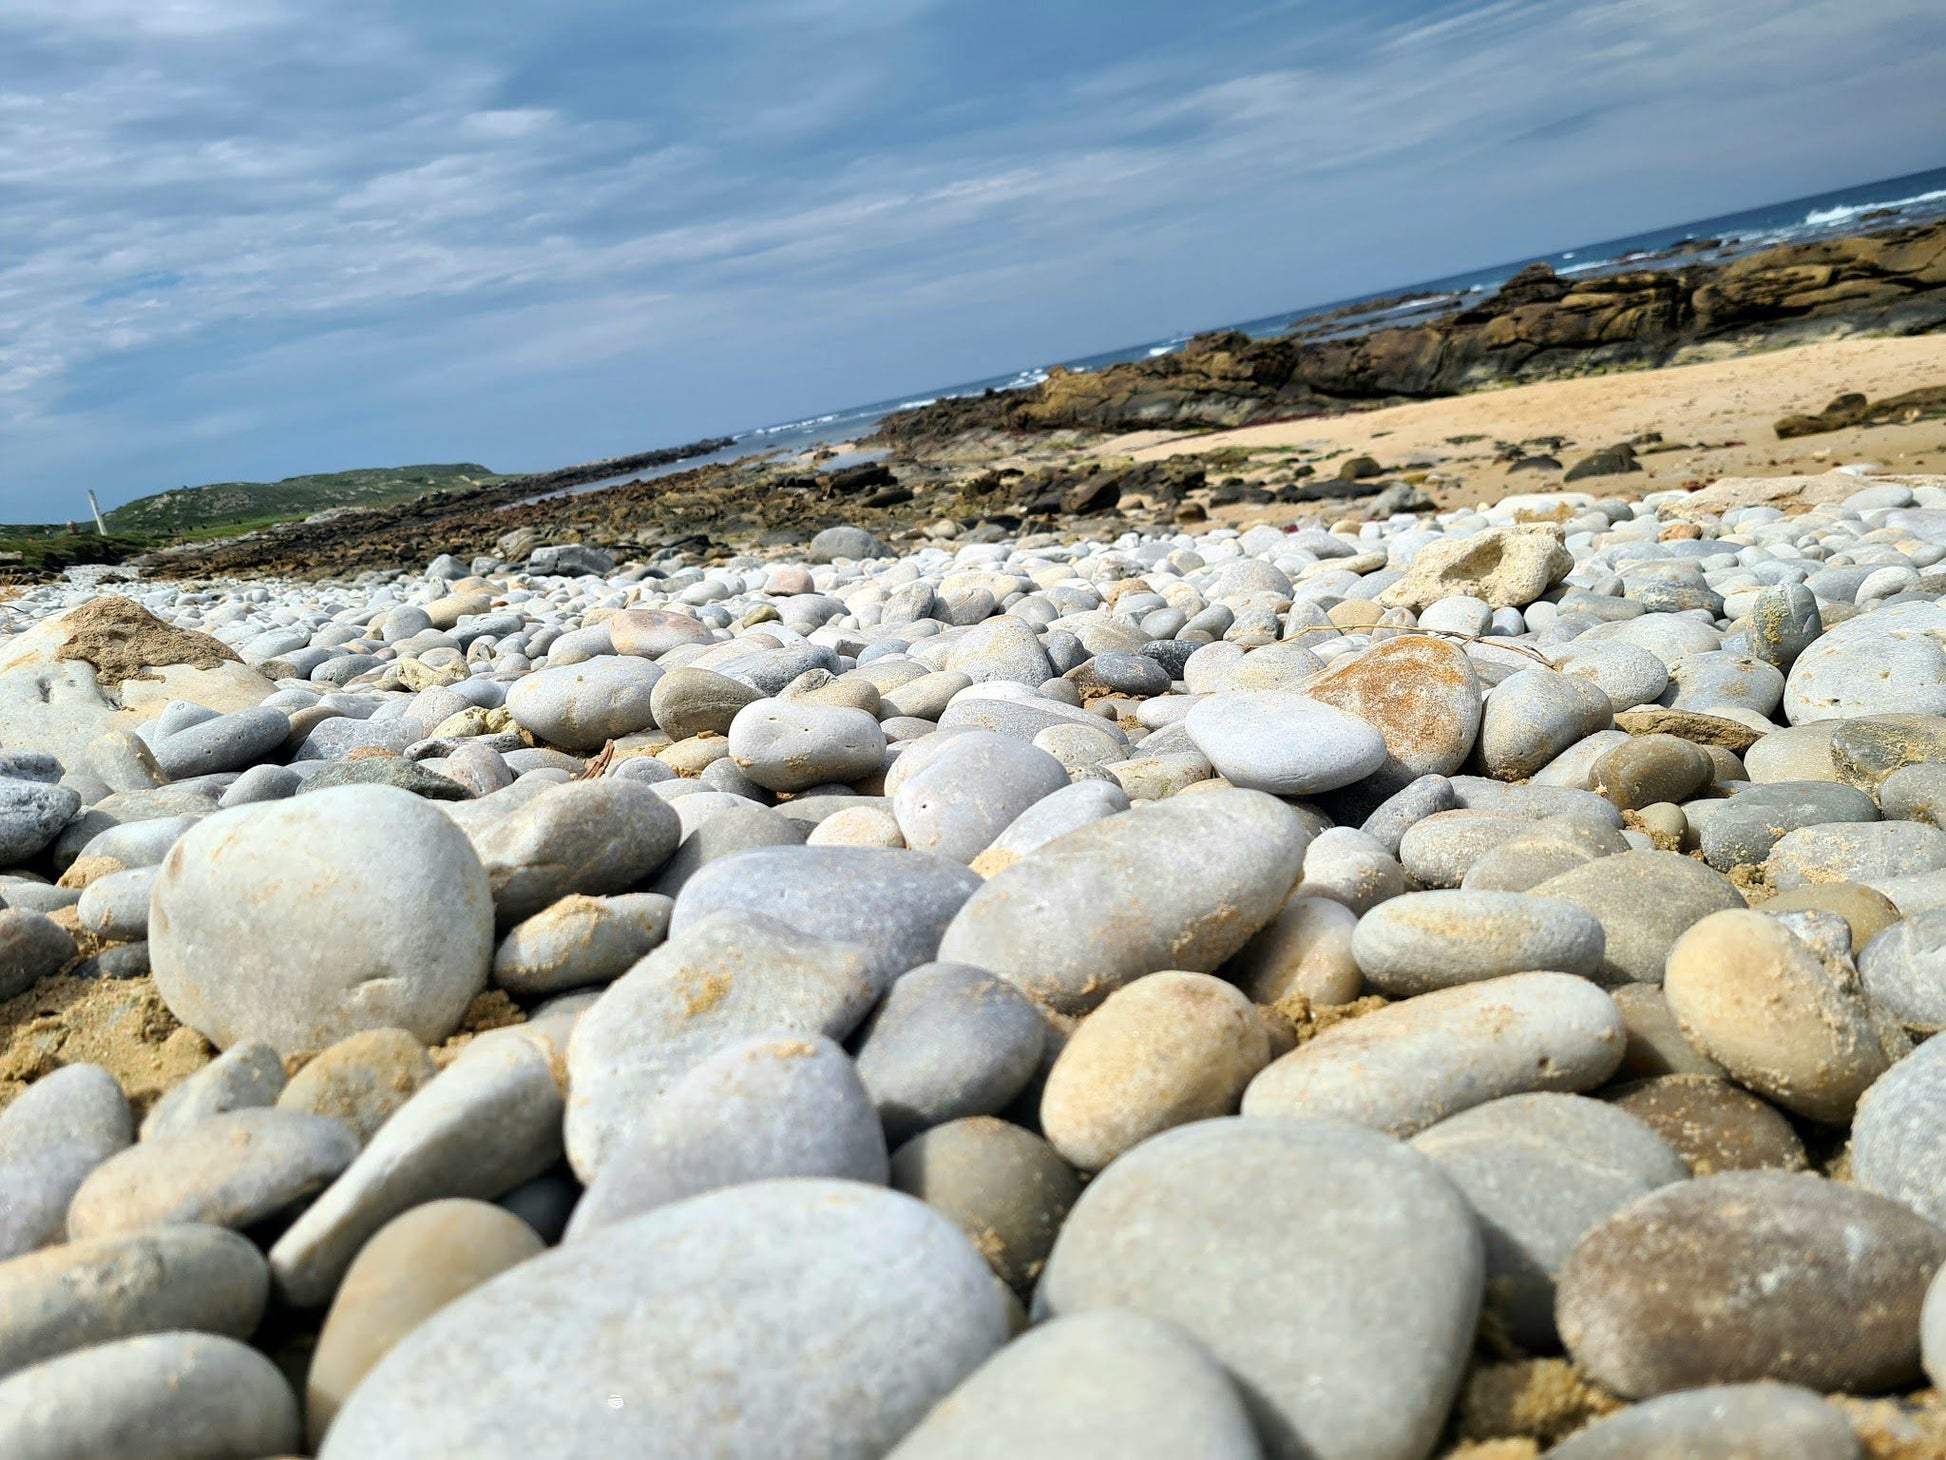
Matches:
[[1529, 849, 1744, 985], [1558, 1171, 1946, 1395], [1605, 1073, 1808, 1175], [66, 1107, 357, 1241], [1766, 819, 1946, 890], [1351, 890, 1606, 995], [0, 1064, 132, 1260], [490, 890, 672, 995], [150, 786, 494, 1054], [504, 656, 662, 750], [892, 730, 1069, 862], [1302, 634, 1483, 788], [1184, 691, 1387, 795], [1859, 907, 1946, 1029], [1478, 668, 1614, 780], [1408, 1093, 1687, 1349], [275, 1027, 439, 1144], [885, 1310, 1262, 1460], [306, 1200, 544, 1447], [1546, 1383, 1859, 1460], [1224, 894, 1362, 1005], [1035, 1117, 1481, 1460], [0, 779, 80, 866], [566, 1032, 887, 1238], [139, 1040, 285, 1141], [1852, 1032, 1946, 1225], [0, 1331, 300, 1460], [888, 1117, 1081, 1297], [0, 909, 76, 1001], [672, 845, 980, 985], [852, 962, 1047, 1143], [1292, 826, 1404, 913], [1040, 971, 1268, 1171], [270, 1029, 565, 1307], [1664, 909, 1898, 1123], [470, 778, 680, 925], [1590, 733, 1713, 808], [564, 913, 880, 1180], [1241, 973, 1625, 1137], [727, 698, 887, 792], [938, 789, 1309, 1014], [319, 1180, 1008, 1459], [0, 1224, 268, 1380], [647, 666, 761, 740]]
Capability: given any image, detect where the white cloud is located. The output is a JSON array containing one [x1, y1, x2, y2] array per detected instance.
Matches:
[[0, 0, 1940, 506]]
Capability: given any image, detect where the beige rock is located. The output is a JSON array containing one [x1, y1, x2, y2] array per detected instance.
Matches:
[[1301, 635, 1482, 781], [1040, 972, 1270, 1172], [1222, 895, 1362, 1005], [306, 1199, 543, 1448], [1663, 909, 1899, 1123], [1377, 526, 1572, 611], [277, 1029, 439, 1145]]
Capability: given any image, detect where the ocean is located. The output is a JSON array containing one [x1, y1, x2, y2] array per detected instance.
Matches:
[[588, 162, 1946, 492]]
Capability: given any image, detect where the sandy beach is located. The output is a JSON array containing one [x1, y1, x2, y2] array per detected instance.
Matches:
[[1098, 333, 1946, 511]]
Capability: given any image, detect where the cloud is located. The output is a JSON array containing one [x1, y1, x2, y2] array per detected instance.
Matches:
[[1, 0, 1942, 509]]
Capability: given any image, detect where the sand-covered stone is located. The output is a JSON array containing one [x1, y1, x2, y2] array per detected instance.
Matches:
[[890, 1117, 1081, 1297]]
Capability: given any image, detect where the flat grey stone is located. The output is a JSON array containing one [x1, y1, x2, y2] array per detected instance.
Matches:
[[0, 1064, 131, 1260], [139, 1040, 285, 1142], [269, 1029, 565, 1308], [0, 779, 79, 866], [1184, 692, 1388, 795], [471, 779, 680, 925], [937, 789, 1309, 1015], [505, 657, 662, 750], [1034, 1117, 1481, 1460], [67, 1107, 356, 1241], [150, 706, 289, 780], [1545, 1382, 1858, 1460], [1352, 890, 1606, 995], [0, 1224, 267, 1380], [566, 1032, 887, 1239], [1242, 973, 1626, 1137], [564, 912, 881, 1181], [892, 731, 1068, 863], [727, 699, 886, 792], [672, 846, 979, 987], [1530, 849, 1745, 985], [885, 1310, 1262, 1460], [0, 1330, 299, 1460], [319, 1180, 1007, 1460], [0, 910, 75, 1001], [1409, 1093, 1687, 1349]]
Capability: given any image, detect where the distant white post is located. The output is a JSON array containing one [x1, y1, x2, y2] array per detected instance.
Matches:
[[86, 491, 106, 535]]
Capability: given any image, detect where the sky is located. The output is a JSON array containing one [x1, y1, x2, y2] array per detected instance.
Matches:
[[2, 0, 1944, 515]]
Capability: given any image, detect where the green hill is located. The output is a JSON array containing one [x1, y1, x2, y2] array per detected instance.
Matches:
[[102, 463, 505, 537]]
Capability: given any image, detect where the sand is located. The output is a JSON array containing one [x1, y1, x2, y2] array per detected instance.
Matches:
[[1094, 333, 1946, 511]]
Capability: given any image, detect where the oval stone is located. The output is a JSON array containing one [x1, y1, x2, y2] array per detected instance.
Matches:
[[1558, 1171, 1946, 1395], [1034, 1117, 1482, 1460], [150, 786, 494, 1054], [320, 1180, 1009, 1460], [937, 789, 1309, 1015], [1351, 890, 1605, 995], [1242, 973, 1625, 1138]]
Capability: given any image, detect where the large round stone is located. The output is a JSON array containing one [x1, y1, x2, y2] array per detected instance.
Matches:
[[892, 731, 1069, 863], [937, 789, 1309, 1015], [1784, 599, 1946, 723], [151, 786, 494, 1054], [320, 1180, 1009, 1460], [1530, 849, 1744, 985], [1034, 1117, 1481, 1460]]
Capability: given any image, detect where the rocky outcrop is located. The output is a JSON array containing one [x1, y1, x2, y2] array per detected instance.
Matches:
[[876, 219, 1946, 450], [1774, 384, 1946, 438]]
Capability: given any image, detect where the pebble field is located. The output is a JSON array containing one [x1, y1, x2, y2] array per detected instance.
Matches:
[[4, 473, 1946, 1456]]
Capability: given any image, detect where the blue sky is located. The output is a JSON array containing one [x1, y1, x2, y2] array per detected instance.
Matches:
[[3, 0, 1943, 515]]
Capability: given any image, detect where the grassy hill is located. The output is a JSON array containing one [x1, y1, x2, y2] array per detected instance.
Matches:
[[102, 463, 505, 538], [0, 463, 505, 574]]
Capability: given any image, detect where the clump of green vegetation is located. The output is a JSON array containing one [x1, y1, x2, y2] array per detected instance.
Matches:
[[102, 463, 504, 538]]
